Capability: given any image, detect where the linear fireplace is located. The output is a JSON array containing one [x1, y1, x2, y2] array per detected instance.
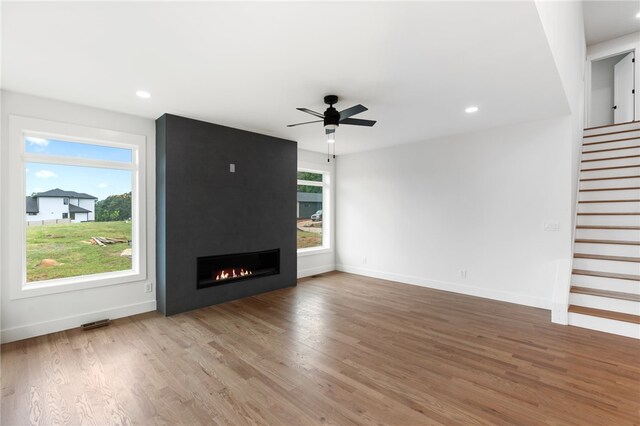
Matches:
[[156, 114, 296, 315], [197, 249, 280, 289]]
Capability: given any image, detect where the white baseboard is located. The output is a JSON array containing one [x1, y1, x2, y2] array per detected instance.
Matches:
[[336, 264, 552, 310], [1, 299, 157, 344], [297, 264, 335, 279]]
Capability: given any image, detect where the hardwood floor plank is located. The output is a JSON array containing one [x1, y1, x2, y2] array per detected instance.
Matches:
[[2, 272, 639, 425]]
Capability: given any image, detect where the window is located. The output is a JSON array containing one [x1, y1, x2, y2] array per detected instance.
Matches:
[[8, 116, 147, 298], [297, 170, 330, 252]]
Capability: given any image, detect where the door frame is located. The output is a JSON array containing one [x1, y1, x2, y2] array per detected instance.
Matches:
[[585, 39, 639, 127]]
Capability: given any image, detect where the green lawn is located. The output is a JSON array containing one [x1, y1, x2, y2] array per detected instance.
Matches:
[[297, 229, 322, 249], [26, 221, 132, 282]]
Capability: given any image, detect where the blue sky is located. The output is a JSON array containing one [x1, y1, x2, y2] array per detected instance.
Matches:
[[25, 137, 132, 201]]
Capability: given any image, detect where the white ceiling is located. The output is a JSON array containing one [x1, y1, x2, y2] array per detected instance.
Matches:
[[2, 1, 568, 155], [583, 1, 640, 46]]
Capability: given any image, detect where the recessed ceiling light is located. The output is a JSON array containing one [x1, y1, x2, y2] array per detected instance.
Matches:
[[636, 11, 640, 18], [136, 90, 151, 99], [465, 106, 479, 113]]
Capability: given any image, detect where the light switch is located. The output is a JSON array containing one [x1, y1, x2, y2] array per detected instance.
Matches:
[[230, 163, 235, 173], [543, 222, 559, 231]]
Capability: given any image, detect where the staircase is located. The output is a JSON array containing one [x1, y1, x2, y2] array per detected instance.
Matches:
[[568, 120, 640, 339]]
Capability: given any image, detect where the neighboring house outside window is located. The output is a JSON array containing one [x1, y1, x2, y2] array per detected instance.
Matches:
[[25, 188, 97, 223]]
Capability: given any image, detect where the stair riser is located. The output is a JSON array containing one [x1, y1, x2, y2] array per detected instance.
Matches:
[[584, 122, 640, 137], [572, 258, 640, 275], [576, 215, 640, 226], [579, 189, 640, 201], [568, 313, 640, 339], [574, 228, 640, 240], [580, 177, 640, 190], [574, 242, 640, 257], [582, 137, 640, 151], [572, 275, 640, 293], [582, 146, 640, 160], [578, 202, 640, 213], [580, 165, 640, 179], [569, 293, 640, 315], [581, 157, 640, 169], [583, 130, 640, 144]]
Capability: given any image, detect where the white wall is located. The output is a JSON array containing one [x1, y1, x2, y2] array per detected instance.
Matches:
[[297, 148, 336, 278], [535, 0, 585, 223], [78, 198, 96, 221], [590, 54, 625, 127], [586, 32, 640, 126], [336, 116, 573, 309], [1, 91, 156, 343]]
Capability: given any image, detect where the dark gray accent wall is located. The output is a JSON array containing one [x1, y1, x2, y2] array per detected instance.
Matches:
[[156, 114, 297, 315]]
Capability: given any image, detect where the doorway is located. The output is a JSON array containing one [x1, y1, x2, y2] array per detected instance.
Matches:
[[589, 51, 636, 127]]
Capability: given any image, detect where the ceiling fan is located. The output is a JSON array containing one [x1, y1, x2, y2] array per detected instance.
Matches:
[[287, 95, 376, 147]]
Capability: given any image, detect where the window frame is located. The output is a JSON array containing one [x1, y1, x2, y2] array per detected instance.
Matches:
[[297, 165, 331, 256], [8, 115, 147, 299]]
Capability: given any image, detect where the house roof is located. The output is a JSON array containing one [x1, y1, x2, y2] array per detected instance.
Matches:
[[297, 192, 322, 203], [69, 203, 91, 213], [33, 188, 97, 200], [26, 196, 39, 213]]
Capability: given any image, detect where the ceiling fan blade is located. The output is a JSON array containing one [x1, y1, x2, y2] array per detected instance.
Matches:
[[296, 108, 325, 119], [339, 104, 368, 120], [287, 119, 323, 128], [340, 118, 376, 127], [325, 128, 336, 134]]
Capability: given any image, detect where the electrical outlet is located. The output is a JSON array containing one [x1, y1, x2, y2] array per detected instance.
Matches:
[[145, 283, 152, 293], [460, 269, 467, 279], [543, 222, 559, 231], [363, 256, 367, 264]]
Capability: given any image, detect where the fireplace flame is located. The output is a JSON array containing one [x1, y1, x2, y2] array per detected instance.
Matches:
[[215, 268, 253, 281]]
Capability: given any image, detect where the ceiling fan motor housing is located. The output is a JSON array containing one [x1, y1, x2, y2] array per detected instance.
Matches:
[[323, 95, 340, 127]]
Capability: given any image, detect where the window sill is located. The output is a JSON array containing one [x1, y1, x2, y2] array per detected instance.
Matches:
[[11, 269, 146, 300], [297, 247, 333, 257]]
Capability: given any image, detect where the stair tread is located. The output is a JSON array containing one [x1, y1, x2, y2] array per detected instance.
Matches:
[[582, 154, 640, 163], [579, 187, 640, 192], [584, 120, 640, 131], [581, 175, 640, 182], [575, 239, 640, 245], [583, 136, 640, 146], [577, 212, 640, 215], [576, 225, 640, 230], [572, 269, 640, 281], [581, 164, 640, 172], [568, 305, 640, 324], [571, 286, 640, 302], [578, 198, 640, 203], [583, 144, 640, 154], [578, 199, 640, 203], [574, 253, 640, 262]]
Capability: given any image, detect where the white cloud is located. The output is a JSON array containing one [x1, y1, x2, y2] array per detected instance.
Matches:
[[35, 170, 57, 179], [25, 168, 30, 173], [26, 137, 49, 147], [98, 183, 108, 188]]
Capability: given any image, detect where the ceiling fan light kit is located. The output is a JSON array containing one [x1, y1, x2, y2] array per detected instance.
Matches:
[[287, 95, 376, 161]]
